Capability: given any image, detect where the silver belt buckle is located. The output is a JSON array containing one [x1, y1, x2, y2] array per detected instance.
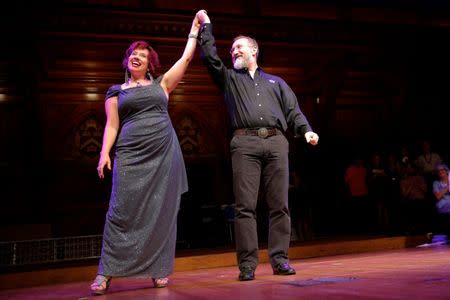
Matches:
[[257, 127, 269, 138]]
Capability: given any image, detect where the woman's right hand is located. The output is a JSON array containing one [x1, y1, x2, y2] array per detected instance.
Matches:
[[97, 153, 111, 179]]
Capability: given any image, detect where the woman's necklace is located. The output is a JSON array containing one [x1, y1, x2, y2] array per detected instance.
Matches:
[[127, 79, 146, 87]]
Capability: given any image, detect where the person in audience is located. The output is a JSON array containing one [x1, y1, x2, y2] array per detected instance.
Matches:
[[415, 140, 442, 188], [368, 153, 392, 233], [431, 163, 450, 244], [399, 163, 429, 234], [344, 154, 369, 233]]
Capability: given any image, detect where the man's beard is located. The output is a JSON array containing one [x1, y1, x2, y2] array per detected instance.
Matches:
[[233, 56, 248, 70]]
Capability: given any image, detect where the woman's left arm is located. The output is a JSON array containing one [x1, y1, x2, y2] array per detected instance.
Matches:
[[161, 13, 201, 96]]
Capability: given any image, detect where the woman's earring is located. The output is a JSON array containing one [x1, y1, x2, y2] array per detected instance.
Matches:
[[124, 69, 130, 83], [147, 70, 153, 81]]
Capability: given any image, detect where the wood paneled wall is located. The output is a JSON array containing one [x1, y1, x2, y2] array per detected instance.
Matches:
[[1, 1, 449, 240]]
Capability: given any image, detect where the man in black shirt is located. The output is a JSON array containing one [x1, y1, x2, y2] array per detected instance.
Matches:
[[196, 10, 319, 281]]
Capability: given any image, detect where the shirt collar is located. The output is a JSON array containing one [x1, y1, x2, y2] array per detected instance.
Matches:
[[236, 66, 263, 77]]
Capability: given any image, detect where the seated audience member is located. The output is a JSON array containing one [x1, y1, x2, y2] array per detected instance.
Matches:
[[416, 140, 442, 188], [397, 145, 412, 178], [431, 164, 450, 244], [368, 153, 391, 233], [399, 164, 430, 234]]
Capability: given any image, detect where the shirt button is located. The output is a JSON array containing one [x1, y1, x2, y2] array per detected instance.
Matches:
[[256, 93, 260, 96], [258, 104, 262, 107], [260, 117, 263, 120], [255, 83, 258, 86]]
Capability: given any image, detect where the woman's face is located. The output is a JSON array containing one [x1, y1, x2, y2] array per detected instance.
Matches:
[[127, 48, 150, 74]]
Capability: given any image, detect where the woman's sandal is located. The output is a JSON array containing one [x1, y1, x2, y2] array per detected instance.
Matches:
[[90, 274, 112, 296], [152, 277, 169, 288]]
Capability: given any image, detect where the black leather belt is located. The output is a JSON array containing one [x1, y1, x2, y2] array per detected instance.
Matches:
[[233, 127, 281, 139]]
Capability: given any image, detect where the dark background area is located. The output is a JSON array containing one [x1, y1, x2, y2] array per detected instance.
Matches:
[[0, 0, 449, 249]]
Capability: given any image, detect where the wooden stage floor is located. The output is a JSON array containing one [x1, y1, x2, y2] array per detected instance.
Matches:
[[1, 244, 449, 299]]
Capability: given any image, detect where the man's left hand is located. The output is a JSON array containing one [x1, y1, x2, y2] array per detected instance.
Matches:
[[305, 131, 319, 145]]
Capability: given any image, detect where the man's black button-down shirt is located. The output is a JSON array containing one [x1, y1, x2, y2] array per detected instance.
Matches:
[[198, 23, 312, 137]]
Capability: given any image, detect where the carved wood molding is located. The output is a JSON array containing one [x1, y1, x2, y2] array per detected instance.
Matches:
[[28, 5, 426, 45]]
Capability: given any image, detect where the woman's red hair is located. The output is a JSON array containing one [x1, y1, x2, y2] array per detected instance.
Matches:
[[122, 41, 160, 77]]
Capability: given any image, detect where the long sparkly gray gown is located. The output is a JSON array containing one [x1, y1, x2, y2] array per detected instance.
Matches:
[[98, 76, 188, 278]]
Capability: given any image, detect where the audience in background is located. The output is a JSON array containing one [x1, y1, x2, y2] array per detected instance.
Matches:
[[340, 140, 446, 238]]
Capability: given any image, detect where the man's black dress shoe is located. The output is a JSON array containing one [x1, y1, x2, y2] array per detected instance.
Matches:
[[272, 262, 296, 275], [238, 266, 255, 281]]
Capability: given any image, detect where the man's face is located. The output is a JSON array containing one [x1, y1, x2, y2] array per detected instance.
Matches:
[[230, 38, 254, 70], [438, 168, 448, 179]]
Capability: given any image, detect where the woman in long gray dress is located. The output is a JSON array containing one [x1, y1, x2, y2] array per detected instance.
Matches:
[[90, 11, 203, 296]]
